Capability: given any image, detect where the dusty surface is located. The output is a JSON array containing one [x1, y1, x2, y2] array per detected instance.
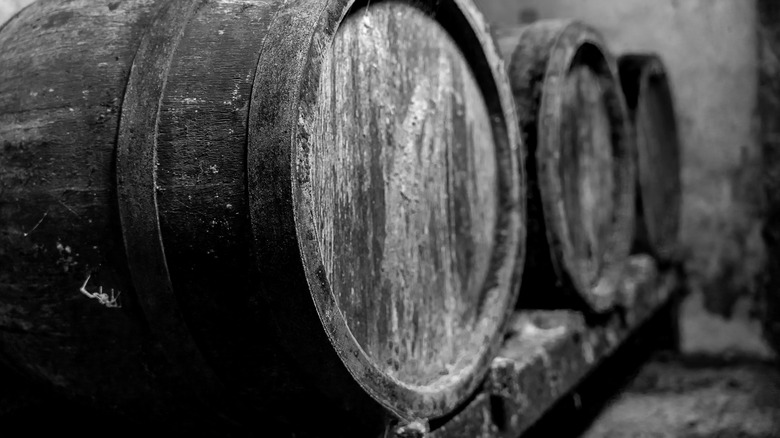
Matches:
[[312, 1, 499, 386], [581, 286, 778, 437], [582, 354, 780, 438]]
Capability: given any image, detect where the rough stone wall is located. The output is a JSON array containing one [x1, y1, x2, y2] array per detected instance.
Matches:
[[477, 0, 764, 328], [758, 0, 780, 353], [0, 0, 34, 25]]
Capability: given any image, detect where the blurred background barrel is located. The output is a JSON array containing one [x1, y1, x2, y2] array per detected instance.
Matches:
[[500, 20, 635, 313], [619, 54, 682, 264], [0, 0, 523, 434]]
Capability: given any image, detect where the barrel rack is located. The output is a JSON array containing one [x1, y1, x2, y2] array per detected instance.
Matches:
[[431, 255, 683, 438]]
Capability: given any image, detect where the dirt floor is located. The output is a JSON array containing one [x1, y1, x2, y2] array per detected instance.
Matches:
[[582, 354, 780, 437], [582, 293, 780, 438]]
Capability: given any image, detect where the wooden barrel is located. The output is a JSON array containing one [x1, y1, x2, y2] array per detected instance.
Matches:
[[619, 54, 682, 263], [501, 20, 636, 312], [0, 0, 524, 434]]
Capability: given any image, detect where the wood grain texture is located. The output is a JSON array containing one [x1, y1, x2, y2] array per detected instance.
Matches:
[[505, 20, 635, 313], [619, 54, 682, 263], [0, 0, 180, 416], [561, 66, 616, 296], [311, 1, 498, 387]]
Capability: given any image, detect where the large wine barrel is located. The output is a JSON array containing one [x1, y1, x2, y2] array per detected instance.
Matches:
[[500, 20, 635, 312], [0, 0, 524, 434], [619, 53, 682, 263]]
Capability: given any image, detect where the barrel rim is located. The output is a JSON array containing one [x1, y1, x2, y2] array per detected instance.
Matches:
[[248, 0, 524, 421]]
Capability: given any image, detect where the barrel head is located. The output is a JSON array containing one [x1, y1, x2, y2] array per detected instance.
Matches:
[[619, 54, 682, 263]]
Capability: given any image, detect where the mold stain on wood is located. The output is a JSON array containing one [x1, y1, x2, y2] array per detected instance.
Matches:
[[310, 1, 499, 387], [561, 65, 616, 288]]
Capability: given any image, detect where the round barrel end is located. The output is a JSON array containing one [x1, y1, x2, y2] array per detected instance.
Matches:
[[619, 53, 682, 264], [249, 0, 525, 421]]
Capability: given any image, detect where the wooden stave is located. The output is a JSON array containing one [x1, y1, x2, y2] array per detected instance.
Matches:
[[618, 53, 682, 263], [505, 20, 636, 313], [0, 0, 524, 429]]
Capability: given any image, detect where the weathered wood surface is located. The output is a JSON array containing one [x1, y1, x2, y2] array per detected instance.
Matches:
[[430, 256, 682, 438], [619, 54, 682, 263], [0, 0, 522, 433], [312, 2, 500, 389], [0, 0, 216, 425], [502, 20, 636, 313]]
